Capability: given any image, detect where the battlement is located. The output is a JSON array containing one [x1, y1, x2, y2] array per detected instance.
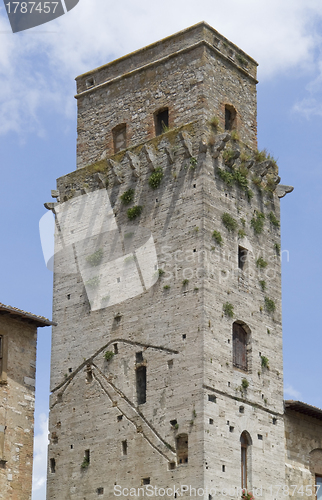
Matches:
[[75, 22, 257, 96]]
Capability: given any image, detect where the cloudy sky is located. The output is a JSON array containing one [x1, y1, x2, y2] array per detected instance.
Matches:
[[1, 0, 322, 498]]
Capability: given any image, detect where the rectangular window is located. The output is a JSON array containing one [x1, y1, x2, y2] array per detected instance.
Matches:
[[238, 246, 247, 270], [122, 440, 127, 456], [113, 124, 127, 153], [316, 475, 322, 500], [0, 425, 5, 461], [233, 323, 247, 371], [0, 334, 8, 383], [136, 366, 146, 405], [225, 105, 236, 131], [155, 109, 169, 136]]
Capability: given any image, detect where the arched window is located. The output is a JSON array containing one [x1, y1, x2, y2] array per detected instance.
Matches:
[[240, 431, 251, 489], [233, 322, 248, 371]]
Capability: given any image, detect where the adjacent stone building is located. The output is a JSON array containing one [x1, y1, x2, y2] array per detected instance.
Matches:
[[46, 22, 322, 500], [0, 302, 52, 500]]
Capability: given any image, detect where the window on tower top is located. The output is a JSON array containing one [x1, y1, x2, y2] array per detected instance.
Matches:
[[155, 108, 169, 136]]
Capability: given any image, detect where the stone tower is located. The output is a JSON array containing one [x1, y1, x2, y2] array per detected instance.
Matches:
[[47, 22, 293, 499]]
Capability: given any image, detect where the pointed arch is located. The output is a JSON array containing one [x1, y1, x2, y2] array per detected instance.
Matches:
[[240, 431, 252, 489]]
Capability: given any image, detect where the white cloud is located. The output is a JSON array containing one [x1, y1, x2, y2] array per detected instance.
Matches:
[[1, 0, 322, 136], [284, 383, 302, 400], [32, 413, 49, 500]]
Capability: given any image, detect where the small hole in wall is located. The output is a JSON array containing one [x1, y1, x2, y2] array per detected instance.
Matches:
[[70, 445, 73, 449], [168, 359, 173, 368], [209, 495, 213, 500], [69, 368, 72, 373], [113, 343, 118, 354], [258, 434, 263, 440], [239, 406, 244, 414], [142, 478, 150, 485], [182, 334, 186, 339], [117, 277, 121, 283], [209, 418, 214, 425], [222, 465, 225, 472], [273, 417, 277, 425], [156, 199, 158, 202], [67, 294, 70, 300], [228, 382, 230, 387], [168, 462, 176, 470], [208, 395, 216, 403], [229, 426, 234, 433], [227, 421, 229, 425], [122, 440, 127, 456], [262, 394, 264, 399], [193, 184, 196, 188], [97, 488, 104, 495], [117, 415, 123, 422], [228, 339, 230, 344], [193, 249, 196, 253], [85, 77, 94, 88], [170, 419, 177, 427]]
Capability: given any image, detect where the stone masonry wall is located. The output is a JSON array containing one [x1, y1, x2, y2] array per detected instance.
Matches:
[[0, 317, 37, 500]]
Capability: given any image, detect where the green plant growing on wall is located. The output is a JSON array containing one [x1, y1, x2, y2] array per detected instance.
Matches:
[[104, 351, 114, 361], [241, 378, 249, 390], [182, 279, 189, 286], [238, 229, 246, 239], [158, 269, 165, 277], [234, 168, 248, 190], [217, 168, 234, 185], [222, 213, 238, 232], [259, 280, 266, 291], [230, 129, 240, 141], [174, 423, 179, 430], [86, 248, 104, 267], [163, 285, 170, 290], [210, 116, 219, 129], [254, 149, 267, 163], [236, 54, 248, 67], [256, 257, 268, 269], [149, 167, 164, 189], [264, 297, 276, 313], [190, 157, 197, 169], [212, 230, 223, 245], [261, 355, 269, 369], [127, 205, 143, 220], [222, 148, 236, 164], [81, 457, 90, 469], [251, 211, 265, 234], [120, 188, 135, 205], [252, 175, 262, 188], [274, 242, 281, 256], [85, 276, 100, 288], [269, 211, 280, 228], [240, 218, 246, 227], [223, 302, 234, 318]]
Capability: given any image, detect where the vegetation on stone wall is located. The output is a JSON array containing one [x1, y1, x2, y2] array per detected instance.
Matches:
[[104, 351, 114, 361], [251, 211, 265, 234], [256, 257, 268, 269], [212, 230, 223, 245], [261, 355, 270, 369], [269, 211, 280, 228], [148, 167, 164, 189], [223, 302, 234, 318], [222, 213, 237, 232], [264, 297, 276, 313], [86, 248, 104, 267], [120, 188, 135, 205], [127, 205, 143, 220]]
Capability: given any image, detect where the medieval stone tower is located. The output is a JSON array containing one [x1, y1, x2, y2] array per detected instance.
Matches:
[[47, 22, 293, 500]]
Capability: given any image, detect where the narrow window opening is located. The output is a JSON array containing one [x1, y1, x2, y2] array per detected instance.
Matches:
[[122, 440, 127, 456], [238, 246, 247, 270], [136, 351, 144, 364], [209, 495, 213, 500], [193, 184, 196, 188], [239, 406, 245, 414], [176, 434, 188, 464], [67, 294, 71, 300], [272, 417, 277, 425], [228, 382, 231, 387], [85, 77, 94, 88], [85, 449, 90, 465], [168, 462, 176, 470], [50, 458, 56, 473], [182, 334, 186, 340], [193, 249, 196, 253], [68, 368, 72, 373], [233, 322, 248, 371], [97, 488, 104, 495], [257, 434, 263, 440], [70, 445, 73, 449], [225, 105, 237, 131], [142, 478, 150, 485], [168, 359, 173, 368], [155, 108, 169, 136], [136, 366, 146, 405], [209, 418, 214, 425], [117, 415, 123, 422], [229, 426, 234, 433], [113, 124, 127, 153], [113, 343, 118, 355], [222, 465, 225, 472], [240, 432, 251, 489], [208, 394, 216, 403]]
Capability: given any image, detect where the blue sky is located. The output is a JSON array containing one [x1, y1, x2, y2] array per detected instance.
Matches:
[[1, 0, 322, 498]]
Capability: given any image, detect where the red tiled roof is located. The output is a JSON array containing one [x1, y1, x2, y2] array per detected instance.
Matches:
[[0, 302, 55, 327]]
